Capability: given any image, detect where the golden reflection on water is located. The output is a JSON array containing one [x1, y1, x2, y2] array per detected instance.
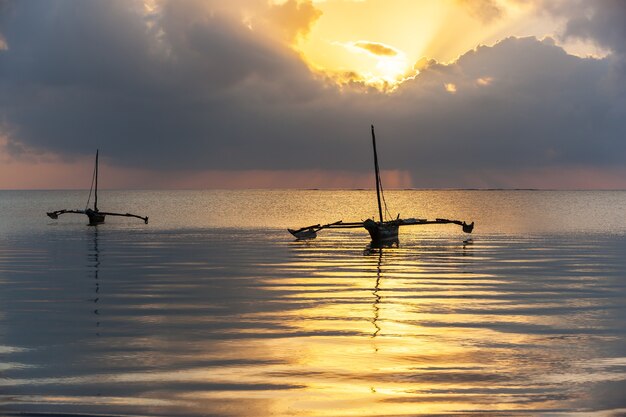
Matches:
[[2, 190, 626, 416], [260, 262, 466, 415], [6, 236, 621, 415]]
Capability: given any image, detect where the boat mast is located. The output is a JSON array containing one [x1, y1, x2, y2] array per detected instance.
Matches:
[[94, 149, 99, 212], [371, 125, 384, 223]]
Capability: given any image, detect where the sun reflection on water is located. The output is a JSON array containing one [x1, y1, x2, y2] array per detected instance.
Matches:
[[1, 191, 626, 416]]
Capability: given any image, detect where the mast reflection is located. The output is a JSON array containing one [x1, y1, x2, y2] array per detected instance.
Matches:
[[364, 239, 398, 340], [89, 227, 101, 336], [371, 249, 381, 339], [364, 240, 398, 395]]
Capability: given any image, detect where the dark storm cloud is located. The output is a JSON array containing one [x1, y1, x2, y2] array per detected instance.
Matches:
[[561, 0, 626, 57], [0, 0, 342, 169], [0, 0, 625, 185], [393, 37, 626, 174]]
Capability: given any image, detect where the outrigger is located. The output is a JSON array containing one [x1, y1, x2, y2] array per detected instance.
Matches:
[[46, 150, 148, 226], [288, 126, 474, 243]]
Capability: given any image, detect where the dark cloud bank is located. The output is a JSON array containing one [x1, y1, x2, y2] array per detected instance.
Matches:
[[0, 0, 625, 187]]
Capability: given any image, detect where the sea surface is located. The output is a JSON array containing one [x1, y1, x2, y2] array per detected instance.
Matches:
[[0, 190, 625, 417]]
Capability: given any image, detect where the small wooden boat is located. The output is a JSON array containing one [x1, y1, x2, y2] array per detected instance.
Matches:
[[46, 150, 148, 226], [288, 126, 474, 243]]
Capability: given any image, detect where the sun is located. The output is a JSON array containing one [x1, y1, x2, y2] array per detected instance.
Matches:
[[326, 40, 411, 87], [292, 0, 568, 90], [374, 55, 411, 83]]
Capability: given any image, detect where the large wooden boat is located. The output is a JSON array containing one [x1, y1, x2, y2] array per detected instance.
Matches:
[[288, 126, 474, 243]]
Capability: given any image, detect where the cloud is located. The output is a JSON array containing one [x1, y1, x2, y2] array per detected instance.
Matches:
[[444, 83, 457, 93], [0, 0, 326, 168], [0, 1, 625, 188], [393, 37, 626, 174], [456, 0, 503, 23], [561, 0, 626, 57], [263, 0, 323, 43], [353, 41, 400, 57], [524, 0, 626, 60]]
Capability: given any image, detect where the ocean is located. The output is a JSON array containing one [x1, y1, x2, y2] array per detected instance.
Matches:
[[0, 190, 625, 416]]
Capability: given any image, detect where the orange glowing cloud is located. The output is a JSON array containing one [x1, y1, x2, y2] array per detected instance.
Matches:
[[353, 41, 399, 57], [476, 76, 493, 86], [444, 82, 457, 93], [260, 0, 323, 43], [455, 0, 503, 23]]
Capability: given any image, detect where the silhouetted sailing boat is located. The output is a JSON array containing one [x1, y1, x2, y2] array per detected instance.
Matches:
[[46, 150, 148, 226], [288, 126, 474, 243]]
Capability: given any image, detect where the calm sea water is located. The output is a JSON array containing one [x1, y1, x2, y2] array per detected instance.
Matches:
[[0, 190, 625, 417]]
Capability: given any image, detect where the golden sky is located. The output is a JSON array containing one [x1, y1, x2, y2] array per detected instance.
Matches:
[[280, 0, 607, 87]]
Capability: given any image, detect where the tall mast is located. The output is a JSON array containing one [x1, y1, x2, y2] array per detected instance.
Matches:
[[371, 125, 383, 223], [94, 149, 99, 212]]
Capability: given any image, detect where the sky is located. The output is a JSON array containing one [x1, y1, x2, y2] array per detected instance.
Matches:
[[0, 0, 625, 189]]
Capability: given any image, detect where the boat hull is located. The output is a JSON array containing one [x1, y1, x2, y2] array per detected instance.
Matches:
[[363, 219, 399, 243], [86, 209, 105, 226], [288, 228, 317, 240]]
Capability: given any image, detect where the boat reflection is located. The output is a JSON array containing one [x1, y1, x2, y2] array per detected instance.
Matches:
[[89, 227, 101, 336], [363, 239, 398, 341], [363, 238, 399, 255], [371, 249, 381, 339]]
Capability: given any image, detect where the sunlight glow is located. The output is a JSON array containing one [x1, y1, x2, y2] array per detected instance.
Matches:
[[292, 0, 601, 91], [334, 40, 411, 86]]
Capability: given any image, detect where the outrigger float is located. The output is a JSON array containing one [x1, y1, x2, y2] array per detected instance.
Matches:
[[46, 150, 148, 226], [288, 126, 474, 243]]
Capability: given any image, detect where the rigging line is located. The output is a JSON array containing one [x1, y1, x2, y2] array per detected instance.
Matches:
[[85, 157, 97, 210], [377, 170, 392, 222], [380, 184, 392, 219]]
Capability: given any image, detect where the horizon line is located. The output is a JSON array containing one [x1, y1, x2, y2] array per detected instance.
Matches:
[[2, 187, 626, 192]]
